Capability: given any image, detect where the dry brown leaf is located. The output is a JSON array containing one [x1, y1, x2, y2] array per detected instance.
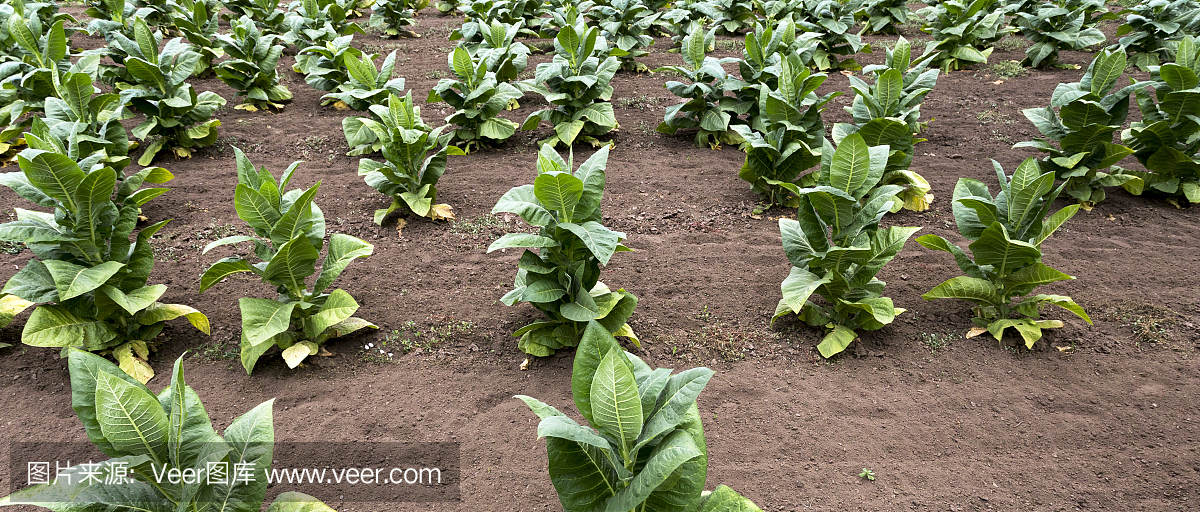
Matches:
[[430, 203, 455, 221], [519, 358, 530, 371], [395, 218, 407, 239], [966, 327, 988, 338], [318, 348, 333, 357], [992, 80, 1005, 85], [1056, 345, 1074, 353]]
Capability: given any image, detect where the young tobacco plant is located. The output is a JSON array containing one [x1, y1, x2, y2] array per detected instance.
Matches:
[[355, 92, 463, 222], [170, 0, 225, 78], [427, 47, 522, 153], [917, 158, 1092, 348], [282, 0, 366, 50], [1120, 35, 1200, 204], [297, 34, 362, 91], [368, 0, 429, 38], [0, 13, 74, 135], [793, 0, 871, 71], [488, 145, 639, 357], [0, 130, 209, 383], [1113, 0, 1200, 71], [1015, 49, 1148, 206], [114, 19, 225, 165], [521, 18, 620, 148], [918, 0, 1015, 72], [0, 349, 335, 511], [222, 0, 289, 35], [515, 321, 765, 512], [656, 26, 748, 149], [585, 0, 662, 72], [215, 16, 293, 111], [1013, 2, 1111, 68], [833, 36, 937, 212], [320, 50, 406, 111], [199, 149, 376, 373], [39, 71, 133, 174], [732, 53, 839, 211], [770, 133, 919, 358], [460, 18, 531, 84], [859, 0, 913, 35]]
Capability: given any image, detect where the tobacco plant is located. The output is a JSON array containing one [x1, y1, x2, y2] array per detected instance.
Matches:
[[1015, 50, 1147, 205], [917, 158, 1091, 348], [355, 92, 463, 222], [1121, 35, 1200, 204], [297, 34, 362, 91], [516, 321, 765, 512], [369, 0, 429, 38], [200, 149, 375, 373], [771, 133, 919, 358], [115, 19, 225, 164], [0, 13, 72, 135], [833, 36, 936, 212], [521, 20, 620, 148], [585, 0, 661, 72], [40, 71, 132, 172], [793, 0, 871, 70], [0, 132, 209, 383], [170, 0, 225, 77], [282, 0, 365, 50], [1013, 2, 1111, 68], [320, 50, 406, 111], [489, 145, 639, 357], [656, 26, 748, 148], [918, 0, 1014, 72], [0, 349, 335, 511], [1113, 0, 1200, 71], [859, 0, 913, 34], [459, 18, 530, 84], [215, 16, 293, 111], [223, 0, 289, 35], [732, 54, 838, 211], [427, 47, 522, 152]]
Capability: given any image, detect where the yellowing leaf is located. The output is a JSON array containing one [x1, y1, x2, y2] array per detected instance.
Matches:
[[429, 204, 455, 221], [333, 101, 351, 110], [114, 343, 155, 384], [282, 341, 318, 368]]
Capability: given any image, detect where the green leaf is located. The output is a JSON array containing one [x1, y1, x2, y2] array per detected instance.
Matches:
[[604, 429, 704, 512], [968, 223, 1041, 276], [304, 289, 359, 339], [492, 184, 554, 226], [68, 349, 154, 457], [778, 266, 833, 316], [634, 367, 713, 453], [207, 399, 274, 511], [99, 284, 166, 315], [314, 234, 373, 294], [696, 485, 766, 512], [138, 303, 211, 335], [572, 321, 628, 425], [234, 184, 281, 233], [239, 298, 297, 347], [923, 276, 1002, 305], [589, 349, 643, 457], [95, 370, 168, 463], [488, 233, 559, 252], [816, 324, 857, 358], [23, 304, 116, 349], [534, 172, 585, 222], [19, 150, 85, 210], [560, 221, 621, 265], [262, 237, 319, 296]]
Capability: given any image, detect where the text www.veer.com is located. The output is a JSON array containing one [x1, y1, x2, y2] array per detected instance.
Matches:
[[266, 467, 442, 485]]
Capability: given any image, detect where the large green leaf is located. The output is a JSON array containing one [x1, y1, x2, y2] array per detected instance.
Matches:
[[778, 266, 833, 316], [199, 257, 255, 293], [968, 223, 1041, 275], [160, 356, 223, 471], [234, 184, 281, 233], [23, 305, 116, 349], [488, 232, 559, 252], [138, 303, 211, 334], [313, 234, 373, 294], [589, 349, 643, 457], [696, 485, 766, 512], [95, 370, 169, 463], [207, 399, 274, 512], [828, 132, 872, 196], [605, 429, 704, 512], [492, 184, 554, 226], [239, 298, 297, 347], [545, 436, 622, 512], [922, 276, 1002, 305], [68, 349, 154, 457], [816, 324, 857, 358], [560, 221, 621, 265], [634, 368, 713, 453], [303, 289, 359, 339], [100, 284, 166, 315], [535, 172, 585, 222], [19, 150, 85, 210], [572, 321, 629, 426], [262, 237, 319, 295]]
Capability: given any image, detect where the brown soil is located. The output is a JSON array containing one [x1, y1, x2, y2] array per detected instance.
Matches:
[[2, 7, 1199, 512]]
